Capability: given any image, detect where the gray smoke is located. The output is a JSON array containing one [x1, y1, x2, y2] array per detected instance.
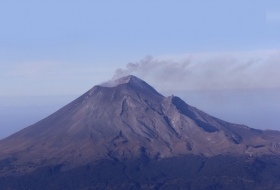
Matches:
[[113, 51, 280, 92]]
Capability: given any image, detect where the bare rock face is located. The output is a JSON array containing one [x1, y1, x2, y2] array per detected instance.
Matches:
[[0, 75, 280, 176]]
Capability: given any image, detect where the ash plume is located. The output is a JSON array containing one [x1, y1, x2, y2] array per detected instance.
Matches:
[[113, 51, 280, 92]]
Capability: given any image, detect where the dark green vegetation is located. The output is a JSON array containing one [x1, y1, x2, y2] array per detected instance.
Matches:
[[1, 154, 280, 190]]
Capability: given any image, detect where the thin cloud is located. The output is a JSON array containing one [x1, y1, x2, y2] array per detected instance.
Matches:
[[113, 50, 280, 91], [5, 61, 115, 80], [5, 61, 55, 79], [1, 61, 117, 96]]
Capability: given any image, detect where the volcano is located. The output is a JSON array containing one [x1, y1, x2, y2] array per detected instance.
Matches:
[[1, 75, 280, 189]]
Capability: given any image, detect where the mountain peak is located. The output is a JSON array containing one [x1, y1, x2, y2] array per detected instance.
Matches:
[[97, 75, 163, 97], [99, 75, 141, 87]]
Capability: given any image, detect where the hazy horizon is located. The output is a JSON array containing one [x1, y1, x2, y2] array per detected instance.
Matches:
[[1, 86, 279, 140]]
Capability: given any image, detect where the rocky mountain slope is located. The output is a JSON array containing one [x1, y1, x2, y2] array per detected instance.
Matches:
[[0, 75, 280, 189]]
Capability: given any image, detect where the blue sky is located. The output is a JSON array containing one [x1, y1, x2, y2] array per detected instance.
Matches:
[[0, 1, 280, 139]]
